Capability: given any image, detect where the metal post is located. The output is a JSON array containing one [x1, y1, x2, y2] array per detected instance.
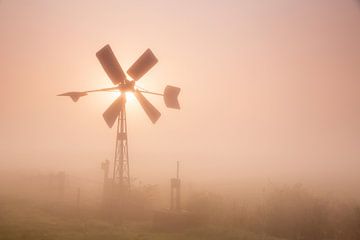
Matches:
[[176, 161, 181, 211], [170, 161, 181, 212]]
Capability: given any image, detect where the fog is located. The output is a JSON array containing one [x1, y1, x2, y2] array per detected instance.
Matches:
[[0, 1, 360, 239]]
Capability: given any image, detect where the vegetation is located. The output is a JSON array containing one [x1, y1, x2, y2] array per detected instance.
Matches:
[[1, 183, 360, 240], [0, 195, 282, 240], [185, 185, 360, 240]]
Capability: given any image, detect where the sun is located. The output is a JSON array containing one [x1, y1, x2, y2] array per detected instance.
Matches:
[[125, 91, 136, 102], [109, 91, 136, 102]]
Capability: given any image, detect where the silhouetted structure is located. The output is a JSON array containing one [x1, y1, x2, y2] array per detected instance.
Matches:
[[153, 162, 197, 230], [58, 44, 181, 210]]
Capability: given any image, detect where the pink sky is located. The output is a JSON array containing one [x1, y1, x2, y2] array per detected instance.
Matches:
[[0, 1, 360, 193]]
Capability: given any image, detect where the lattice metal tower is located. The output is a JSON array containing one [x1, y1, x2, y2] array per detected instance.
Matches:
[[113, 94, 130, 190]]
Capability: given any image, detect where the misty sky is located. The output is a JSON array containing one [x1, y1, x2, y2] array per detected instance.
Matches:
[[0, 0, 359, 192]]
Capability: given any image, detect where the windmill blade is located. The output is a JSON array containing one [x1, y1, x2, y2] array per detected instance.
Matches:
[[96, 44, 127, 85], [164, 85, 181, 109], [133, 90, 161, 124], [57, 92, 88, 102], [127, 49, 158, 81], [103, 96, 124, 128]]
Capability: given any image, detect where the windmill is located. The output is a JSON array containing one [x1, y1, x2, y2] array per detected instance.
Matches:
[[58, 44, 181, 193]]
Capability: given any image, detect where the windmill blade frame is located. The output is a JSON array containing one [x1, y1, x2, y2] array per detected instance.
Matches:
[[103, 95, 125, 128], [96, 44, 127, 85], [127, 49, 158, 81], [133, 90, 161, 124]]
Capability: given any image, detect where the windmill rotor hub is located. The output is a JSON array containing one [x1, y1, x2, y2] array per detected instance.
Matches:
[[118, 80, 135, 93]]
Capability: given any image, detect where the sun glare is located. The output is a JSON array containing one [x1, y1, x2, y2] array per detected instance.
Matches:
[[109, 91, 136, 102], [125, 92, 136, 102], [109, 91, 120, 99]]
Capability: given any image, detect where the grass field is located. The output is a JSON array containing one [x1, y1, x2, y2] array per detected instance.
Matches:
[[0, 196, 284, 240]]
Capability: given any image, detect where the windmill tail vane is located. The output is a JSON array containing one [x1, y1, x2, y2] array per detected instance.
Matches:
[[57, 44, 181, 127]]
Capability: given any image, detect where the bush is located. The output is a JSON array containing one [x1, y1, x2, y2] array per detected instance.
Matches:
[[260, 184, 329, 240]]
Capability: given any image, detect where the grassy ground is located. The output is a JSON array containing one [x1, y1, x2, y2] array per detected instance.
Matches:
[[0, 196, 284, 240]]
